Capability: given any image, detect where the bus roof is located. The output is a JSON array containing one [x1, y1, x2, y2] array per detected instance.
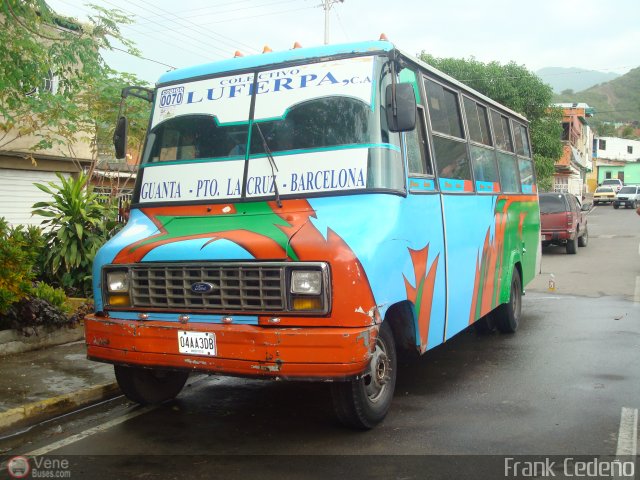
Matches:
[[157, 40, 393, 85], [157, 39, 527, 123]]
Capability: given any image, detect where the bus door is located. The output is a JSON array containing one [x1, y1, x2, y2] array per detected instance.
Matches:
[[403, 95, 447, 353]]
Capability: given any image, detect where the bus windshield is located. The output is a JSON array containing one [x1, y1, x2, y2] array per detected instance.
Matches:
[[138, 55, 403, 204]]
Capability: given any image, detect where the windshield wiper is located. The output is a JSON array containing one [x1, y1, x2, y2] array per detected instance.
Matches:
[[254, 122, 282, 208]]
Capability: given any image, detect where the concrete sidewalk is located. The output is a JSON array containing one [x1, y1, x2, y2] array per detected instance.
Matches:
[[0, 339, 119, 433]]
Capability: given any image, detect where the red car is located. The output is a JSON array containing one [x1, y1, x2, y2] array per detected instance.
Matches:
[[539, 192, 589, 254]]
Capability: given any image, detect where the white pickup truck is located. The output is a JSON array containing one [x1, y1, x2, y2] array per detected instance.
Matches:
[[613, 185, 640, 209]]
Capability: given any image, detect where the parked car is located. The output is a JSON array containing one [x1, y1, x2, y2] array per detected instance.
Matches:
[[600, 178, 623, 192], [539, 192, 589, 254], [613, 185, 640, 209], [593, 186, 616, 205]]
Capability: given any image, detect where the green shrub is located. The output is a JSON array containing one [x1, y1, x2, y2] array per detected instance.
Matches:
[[31, 282, 71, 313], [2, 297, 73, 334], [0, 218, 41, 314], [32, 172, 121, 296]]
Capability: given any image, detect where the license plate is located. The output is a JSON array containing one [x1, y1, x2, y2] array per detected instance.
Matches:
[[178, 331, 216, 356]]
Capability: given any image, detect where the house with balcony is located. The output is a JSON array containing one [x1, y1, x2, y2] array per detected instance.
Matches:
[[552, 103, 595, 196]]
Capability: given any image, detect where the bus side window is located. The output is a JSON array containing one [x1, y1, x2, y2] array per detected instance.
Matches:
[[405, 106, 432, 175], [424, 78, 471, 182], [497, 152, 521, 193], [518, 158, 534, 190], [491, 110, 514, 152], [512, 121, 531, 157]]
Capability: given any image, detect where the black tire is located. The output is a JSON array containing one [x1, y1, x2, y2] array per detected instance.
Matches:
[[566, 234, 578, 254], [114, 365, 189, 405], [578, 226, 588, 247], [495, 269, 522, 334], [474, 313, 496, 334], [331, 322, 397, 429], [613, 203, 619, 209]]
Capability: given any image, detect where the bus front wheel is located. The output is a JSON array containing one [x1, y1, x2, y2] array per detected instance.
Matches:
[[114, 365, 189, 405], [330, 321, 397, 429], [495, 269, 522, 334]]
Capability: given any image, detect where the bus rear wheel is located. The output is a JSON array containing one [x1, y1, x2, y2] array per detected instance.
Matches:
[[330, 321, 397, 429], [495, 269, 522, 334], [114, 365, 189, 405]]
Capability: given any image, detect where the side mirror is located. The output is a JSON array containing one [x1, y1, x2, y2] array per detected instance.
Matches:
[[113, 116, 128, 160], [581, 203, 592, 211], [385, 83, 416, 132]]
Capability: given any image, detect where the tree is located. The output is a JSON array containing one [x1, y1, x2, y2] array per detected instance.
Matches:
[[590, 120, 616, 137], [419, 53, 563, 190], [620, 125, 637, 140], [82, 71, 151, 164], [0, 0, 139, 159], [32, 172, 121, 296]]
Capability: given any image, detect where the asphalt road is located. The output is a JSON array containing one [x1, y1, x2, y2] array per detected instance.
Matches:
[[1, 202, 639, 479]]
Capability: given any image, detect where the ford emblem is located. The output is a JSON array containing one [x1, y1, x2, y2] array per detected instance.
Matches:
[[191, 282, 214, 293]]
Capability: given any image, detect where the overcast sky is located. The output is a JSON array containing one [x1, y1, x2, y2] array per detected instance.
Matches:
[[47, 0, 640, 84]]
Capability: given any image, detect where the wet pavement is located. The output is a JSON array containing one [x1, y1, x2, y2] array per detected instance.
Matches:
[[0, 340, 114, 413]]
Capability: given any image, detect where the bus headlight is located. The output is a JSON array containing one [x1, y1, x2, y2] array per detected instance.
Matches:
[[289, 268, 327, 312], [107, 271, 130, 292], [290, 271, 322, 295], [105, 269, 131, 307]]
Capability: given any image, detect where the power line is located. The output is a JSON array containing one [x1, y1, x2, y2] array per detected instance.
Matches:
[[98, 0, 241, 59], [111, 46, 175, 69], [129, 0, 260, 53], [134, 0, 303, 28], [54, 0, 206, 66]]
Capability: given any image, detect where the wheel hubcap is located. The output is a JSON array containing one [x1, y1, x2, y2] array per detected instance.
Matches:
[[364, 337, 390, 402]]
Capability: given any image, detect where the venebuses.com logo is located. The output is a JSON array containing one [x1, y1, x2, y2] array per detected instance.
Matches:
[[6, 456, 71, 478], [6, 456, 30, 479]]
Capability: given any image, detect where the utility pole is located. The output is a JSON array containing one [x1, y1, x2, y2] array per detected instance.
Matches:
[[323, 0, 344, 45]]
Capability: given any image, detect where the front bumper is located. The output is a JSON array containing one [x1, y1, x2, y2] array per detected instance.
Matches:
[[84, 315, 376, 381]]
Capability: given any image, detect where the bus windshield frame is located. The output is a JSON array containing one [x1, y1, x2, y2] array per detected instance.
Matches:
[[136, 54, 404, 205]]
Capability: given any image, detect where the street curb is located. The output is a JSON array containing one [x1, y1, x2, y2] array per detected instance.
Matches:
[[0, 326, 85, 357], [0, 382, 120, 434]]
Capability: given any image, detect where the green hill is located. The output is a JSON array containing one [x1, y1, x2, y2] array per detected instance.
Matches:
[[537, 67, 620, 93], [552, 67, 640, 124]]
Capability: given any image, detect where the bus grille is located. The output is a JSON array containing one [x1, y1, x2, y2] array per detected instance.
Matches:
[[129, 263, 286, 311]]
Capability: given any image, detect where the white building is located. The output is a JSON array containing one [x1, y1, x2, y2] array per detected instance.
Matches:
[[594, 137, 640, 162]]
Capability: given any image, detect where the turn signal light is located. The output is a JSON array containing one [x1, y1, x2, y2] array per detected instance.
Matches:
[[108, 294, 131, 307], [292, 297, 322, 311], [262, 45, 273, 53]]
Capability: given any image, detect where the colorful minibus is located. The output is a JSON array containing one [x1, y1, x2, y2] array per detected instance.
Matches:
[[85, 39, 540, 429]]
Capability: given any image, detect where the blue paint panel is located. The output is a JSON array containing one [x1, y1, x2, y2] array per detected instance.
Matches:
[[110, 311, 259, 325], [159, 41, 394, 84], [92, 209, 160, 311], [142, 238, 253, 262], [476, 181, 498, 193], [308, 194, 446, 351], [442, 195, 497, 339], [408, 177, 436, 192], [439, 177, 468, 192]]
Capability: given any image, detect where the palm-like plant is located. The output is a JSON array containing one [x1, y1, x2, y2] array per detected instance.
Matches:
[[32, 172, 120, 296]]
